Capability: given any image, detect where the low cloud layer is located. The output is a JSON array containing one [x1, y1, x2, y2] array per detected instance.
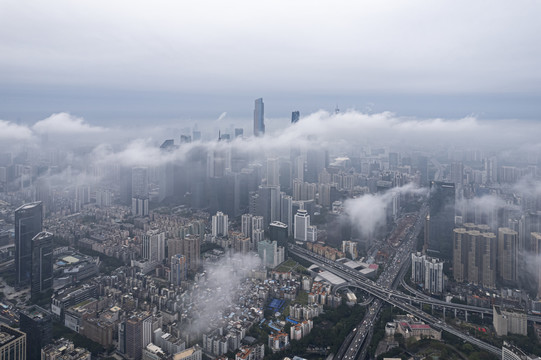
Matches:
[[186, 253, 262, 334], [1, 109, 541, 170], [344, 183, 428, 237]]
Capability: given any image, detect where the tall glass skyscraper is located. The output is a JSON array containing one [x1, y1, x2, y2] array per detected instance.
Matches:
[[253, 98, 265, 136], [31, 231, 53, 295], [15, 202, 42, 287]]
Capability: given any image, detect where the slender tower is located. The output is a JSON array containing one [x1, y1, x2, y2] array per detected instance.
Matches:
[[253, 98, 265, 136]]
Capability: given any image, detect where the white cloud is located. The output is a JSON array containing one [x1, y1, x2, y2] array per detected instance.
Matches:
[[344, 183, 428, 237], [32, 112, 106, 135], [0, 120, 33, 141]]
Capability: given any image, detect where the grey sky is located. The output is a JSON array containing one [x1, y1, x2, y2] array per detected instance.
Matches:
[[1, 0, 540, 124]]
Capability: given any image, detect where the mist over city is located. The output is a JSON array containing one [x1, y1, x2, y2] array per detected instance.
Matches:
[[1, 1, 541, 360]]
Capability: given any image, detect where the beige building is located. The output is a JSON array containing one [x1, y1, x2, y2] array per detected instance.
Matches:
[[0, 324, 25, 360], [493, 306, 527, 336], [498, 228, 519, 284]]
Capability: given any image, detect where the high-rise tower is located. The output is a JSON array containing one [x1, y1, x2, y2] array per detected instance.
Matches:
[[15, 202, 43, 287], [31, 231, 53, 295], [291, 111, 300, 124], [253, 98, 265, 136]]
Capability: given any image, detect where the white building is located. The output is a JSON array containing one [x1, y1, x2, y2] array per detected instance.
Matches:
[[294, 210, 310, 242], [143, 230, 166, 263], [212, 211, 228, 237]]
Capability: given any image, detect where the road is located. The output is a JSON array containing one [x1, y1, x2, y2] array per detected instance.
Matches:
[[331, 205, 428, 360], [290, 202, 502, 358]]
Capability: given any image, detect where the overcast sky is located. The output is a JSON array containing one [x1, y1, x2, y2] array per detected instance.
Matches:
[[1, 0, 540, 126]]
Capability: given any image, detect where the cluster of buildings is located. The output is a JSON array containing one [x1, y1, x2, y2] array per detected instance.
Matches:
[[411, 252, 445, 294], [453, 225, 522, 289], [385, 315, 442, 341]]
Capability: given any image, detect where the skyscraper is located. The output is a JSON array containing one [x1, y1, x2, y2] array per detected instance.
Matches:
[[266, 158, 279, 187], [125, 315, 144, 360], [142, 230, 166, 264], [131, 167, 149, 217], [269, 221, 288, 257], [498, 227, 519, 284], [253, 98, 265, 137], [241, 214, 253, 239], [15, 202, 43, 287], [211, 211, 228, 237], [426, 181, 455, 259], [19, 306, 52, 360], [294, 210, 310, 242], [170, 254, 187, 286], [291, 111, 300, 124], [31, 231, 53, 296], [183, 234, 200, 272]]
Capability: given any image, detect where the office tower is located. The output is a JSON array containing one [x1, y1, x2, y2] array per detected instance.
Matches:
[[241, 214, 253, 239], [0, 324, 26, 360], [31, 231, 53, 296], [291, 111, 300, 124], [266, 158, 279, 187], [183, 235, 200, 271], [234, 128, 244, 138], [253, 98, 265, 137], [269, 221, 288, 258], [142, 230, 166, 264], [498, 227, 519, 284], [15, 202, 43, 287], [411, 252, 426, 284], [294, 210, 310, 242], [426, 181, 455, 259], [192, 130, 201, 141], [255, 185, 281, 228], [258, 240, 284, 268], [424, 258, 444, 294], [212, 211, 228, 237], [19, 306, 52, 360], [125, 316, 143, 360], [280, 194, 293, 237]]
